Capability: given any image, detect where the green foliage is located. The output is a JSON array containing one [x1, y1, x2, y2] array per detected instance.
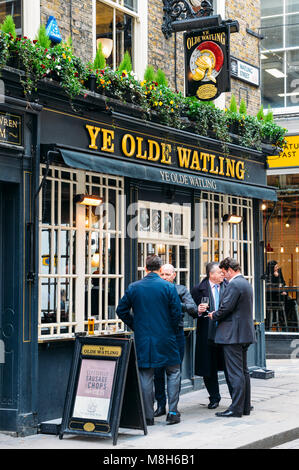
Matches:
[[239, 99, 247, 115], [144, 65, 155, 82], [0, 15, 16, 39], [118, 51, 132, 73], [93, 41, 106, 70], [229, 94, 238, 113], [35, 25, 51, 49], [257, 105, 265, 121], [155, 68, 168, 87], [265, 105, 274, 123]]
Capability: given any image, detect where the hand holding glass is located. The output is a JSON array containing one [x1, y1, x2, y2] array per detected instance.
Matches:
[[200, 297, 209, 316]]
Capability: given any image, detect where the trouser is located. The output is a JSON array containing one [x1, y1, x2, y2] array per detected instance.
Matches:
[[154, 330, 185, 408], [139, 364, 181, 420], [223, 343, 251, 415], [203, 346, 234, 403]]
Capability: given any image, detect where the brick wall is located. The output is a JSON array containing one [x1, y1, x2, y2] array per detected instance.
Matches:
[[147, 0, 261, 114], [40, 0, 93, 64], [226, 0, 261, 115], [147, 0, 185, 93]]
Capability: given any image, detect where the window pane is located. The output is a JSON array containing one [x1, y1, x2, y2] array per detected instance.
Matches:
[[124, 0, 137, 12], [261, 17, 283, 50], [286, 0, 299, 13], [286, 50, 299, 106], [115, 12, 133, 68], [261, 0, 283, 16], [0, 0, 22, 32], [261, 52, 285, 108], [286, 14, 299, 47], [96, 3, 114, 67]]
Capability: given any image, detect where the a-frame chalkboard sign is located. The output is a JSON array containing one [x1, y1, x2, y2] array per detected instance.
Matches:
[[59, 335, 147, 445]]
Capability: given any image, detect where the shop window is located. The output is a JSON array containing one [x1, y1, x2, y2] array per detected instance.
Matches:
[[199, 192, 254, 310], [38, 166, 125, 340], [136, 201, 191, 288], [263, 175, 299, 332], [0, 0, 22, 35], [96, 0, 138, 70]]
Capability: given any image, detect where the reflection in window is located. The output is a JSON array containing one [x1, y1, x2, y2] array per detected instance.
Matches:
[[96, 0, 136, 69]]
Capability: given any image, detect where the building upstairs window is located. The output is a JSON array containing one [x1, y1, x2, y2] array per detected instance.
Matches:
[[0, 0, 22, 35], [261, 0, 299, 111], [96, 0, 139, 70]]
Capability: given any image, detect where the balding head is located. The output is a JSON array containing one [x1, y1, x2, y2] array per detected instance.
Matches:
[[160, 264, 176, 283]]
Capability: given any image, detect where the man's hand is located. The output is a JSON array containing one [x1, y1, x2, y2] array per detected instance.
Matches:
[[207, 311, 214, 319]]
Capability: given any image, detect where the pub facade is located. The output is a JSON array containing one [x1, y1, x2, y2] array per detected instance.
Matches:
[[0, 0, 281, 435]]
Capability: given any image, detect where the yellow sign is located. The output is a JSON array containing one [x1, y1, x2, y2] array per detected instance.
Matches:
[[82, 344, 122, 358], [268, 135, 299, 168]]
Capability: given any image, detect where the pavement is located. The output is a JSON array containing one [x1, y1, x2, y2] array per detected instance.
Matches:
[[1, 359, 299, 451]]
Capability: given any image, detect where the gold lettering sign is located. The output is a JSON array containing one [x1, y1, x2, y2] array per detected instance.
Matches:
[[0, 112, 22, 146], [82, 345, 122, 357], [85, 124, 246, 181], [83, 422, 95, 432]]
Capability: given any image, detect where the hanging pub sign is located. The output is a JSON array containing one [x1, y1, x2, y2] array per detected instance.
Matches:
[[184, 25, 231, 101], [59, 335, 147, 445]]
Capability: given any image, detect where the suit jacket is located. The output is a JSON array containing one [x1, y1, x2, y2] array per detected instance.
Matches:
[[175, 284, 197, 328], [213, 274, 256, 345], [191, 277, 227, 376], [116, 272, 182, 368]]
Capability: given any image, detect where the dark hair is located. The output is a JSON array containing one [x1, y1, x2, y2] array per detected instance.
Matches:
[[146, 255, 162, 272], [206, 262, 219, 277], [219, 257, 241, 272]]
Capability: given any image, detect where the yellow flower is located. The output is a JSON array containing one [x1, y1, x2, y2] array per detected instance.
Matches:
[[171, 108, 174, 113], [170, 100, 174, 105], [62, 53, 66, 59], [68, 56, 71, 62], [154, 101, 158, 106], [159, 101, 163, 106]]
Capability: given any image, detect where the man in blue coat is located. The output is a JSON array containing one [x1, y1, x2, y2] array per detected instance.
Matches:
[[116, 255, 182, 426]]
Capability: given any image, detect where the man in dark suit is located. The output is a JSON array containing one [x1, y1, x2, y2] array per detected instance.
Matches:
[[208, 257, 256, 418], [191, 262, 232, 409], [116, 255, 182, 426], [154, 264, 197, 418]]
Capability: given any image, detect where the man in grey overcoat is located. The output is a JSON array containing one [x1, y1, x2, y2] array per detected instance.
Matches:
[[208, 257, 256, 418], [116, 255, 182, 426]]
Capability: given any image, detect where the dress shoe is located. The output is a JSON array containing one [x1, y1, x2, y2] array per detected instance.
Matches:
[[146, 418, 154, 426], [208, 401, 219, 409], [243, 406, 254, 416], [166, 413, 180, 425], [215, 409, 242, 418], [154, 406, 166, 417]]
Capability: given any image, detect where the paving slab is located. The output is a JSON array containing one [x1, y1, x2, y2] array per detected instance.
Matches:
[[1, 359, 299, 451]]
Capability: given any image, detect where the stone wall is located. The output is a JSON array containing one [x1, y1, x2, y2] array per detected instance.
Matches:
[[147, 0, 185, 93], [226, 0, 261, 114], [40, 0, 93, 64]]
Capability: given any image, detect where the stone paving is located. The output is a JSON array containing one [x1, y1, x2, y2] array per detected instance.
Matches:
[[1, 359, 299, 450]]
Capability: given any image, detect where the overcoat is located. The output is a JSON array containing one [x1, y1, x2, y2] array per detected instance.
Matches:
[[191, 277, 227, 377], [116, 272, 181, 368]]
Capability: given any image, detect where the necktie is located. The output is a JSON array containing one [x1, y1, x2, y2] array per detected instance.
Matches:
[[214, 284, 220, 310]]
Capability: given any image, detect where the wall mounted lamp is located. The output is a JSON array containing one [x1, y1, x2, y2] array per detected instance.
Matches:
[[97, 38, 113, 59], [74, 194, 103, 206], [223, 214, 243, 224]]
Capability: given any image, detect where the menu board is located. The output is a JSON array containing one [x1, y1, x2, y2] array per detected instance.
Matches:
[[73, 359, 116, 421]]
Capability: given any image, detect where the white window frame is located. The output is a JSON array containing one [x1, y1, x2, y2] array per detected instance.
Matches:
[[94, 0, 148, 79], [137, 201, 191, 287], [38, 165, 125, 341], [199, 191, 255, 316]]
